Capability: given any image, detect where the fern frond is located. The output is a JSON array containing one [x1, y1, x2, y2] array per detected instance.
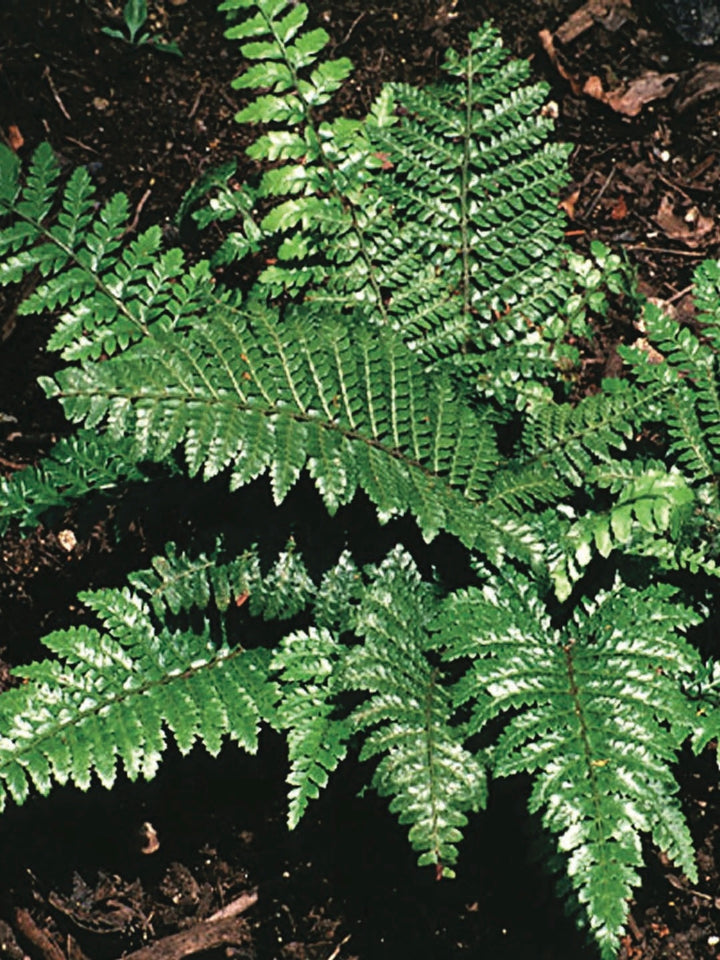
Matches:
[[212, 12, 577, 391], [623, 294, 720, 489], [216, 0, 364, 289], [518, 382, 643, 486], [694, 257, 720, 348], [0, 143, 220, 362], [434, 571, 702, 957], [272, 626, 350, 828], [311, 550, 364, 634], [0, 534, 341, 814], [40, 298, 546, 566], [0, 430, 155, 534], [341, 548, 487, 876], [363, 25, 573, 365], [128, 538, 317, 621], [548, 460, 697, 597], [0, 586, 276, 812]]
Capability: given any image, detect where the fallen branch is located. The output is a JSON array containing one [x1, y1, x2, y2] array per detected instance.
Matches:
[[14, 908, 66, 960], [114, 891, 258, 960]]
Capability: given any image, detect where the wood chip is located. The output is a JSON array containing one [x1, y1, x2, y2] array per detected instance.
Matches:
[[13, 908, 66, 960], [583, 70, 678, 116], [7, 125, 24, 151], [206, 890, 259, 923], [555, 0, 632, 43], [559, 188, 581, 219], [538, 29, 583, 94]]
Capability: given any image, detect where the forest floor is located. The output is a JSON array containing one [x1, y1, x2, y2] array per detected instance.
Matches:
[[0, 1, 719, 959]]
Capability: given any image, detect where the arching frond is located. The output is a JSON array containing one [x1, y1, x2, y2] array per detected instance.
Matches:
[[434, 570, 702, 958]]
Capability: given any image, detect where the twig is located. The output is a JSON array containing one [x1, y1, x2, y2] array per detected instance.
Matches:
[[625, 245, 705, 258], [188, 83, 207, 119], [666, 870, 716, 903], [0, 455, 26, 471], [666, 283, 694, 304], [625, 911, 644, 943], [65, 135, 99, 154], [114, 894, 257, 960], [205, 890, 258, 923], [326, 933, 351, 960], [584, 164, 616, 217], [336, 12, 366, 48], [124, 188, 153, 236], [14, 908, 66, 960], [218, 87, 238, 113], [42, 66, 71, 121], [655, 172, 693, 204]]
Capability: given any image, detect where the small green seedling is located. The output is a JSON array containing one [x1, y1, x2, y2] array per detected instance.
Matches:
[[101, 0, 182, 56]]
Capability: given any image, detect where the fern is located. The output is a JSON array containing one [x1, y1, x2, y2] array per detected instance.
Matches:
[[0, 586, 275, 810], [3, 8, 720, 958], [202, 11, 579, 387], [0, 541, 327, 813], [0, 430, 158, 534], [0, 141, 219, 363], [38, 293, 555, 566], [340, 548, 486, 876], [433, 569, 703, 958], [272, 625, 351, 829]]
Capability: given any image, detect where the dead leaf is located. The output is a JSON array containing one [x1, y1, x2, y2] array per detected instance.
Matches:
[[635, 300, 670, 365], [7, 125, 24, 151], [673, 62, 720, 113], [555, 0, 632, 43], [608, 71, 678, 115], [610, 196, 628, 220], [559, 189, 581, 219], [583, 74, 606, 101], [654, 194, 714, 247], [583, 71, 678, 116]]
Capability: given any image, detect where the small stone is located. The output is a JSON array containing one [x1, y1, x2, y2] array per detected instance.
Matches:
[[57, 529, 77, 552]]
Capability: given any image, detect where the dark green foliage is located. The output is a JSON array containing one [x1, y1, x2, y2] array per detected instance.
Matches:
[[0, 142, 218, 362], [433, 569, 702, 956], [0, 580, 275, 810], [0, 430, 156, 534], [1, 4, 720, 957], [341, 549, 486, 876]]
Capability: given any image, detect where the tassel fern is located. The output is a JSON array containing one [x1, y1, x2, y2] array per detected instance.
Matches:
[[2, 5, 720, 956], [0, 586, 274, 807], [0, 430, 158, 534], [433, 569, 702, 957]]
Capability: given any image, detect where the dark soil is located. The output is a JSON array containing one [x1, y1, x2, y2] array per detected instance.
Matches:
[[0, 2, 719, 959]]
